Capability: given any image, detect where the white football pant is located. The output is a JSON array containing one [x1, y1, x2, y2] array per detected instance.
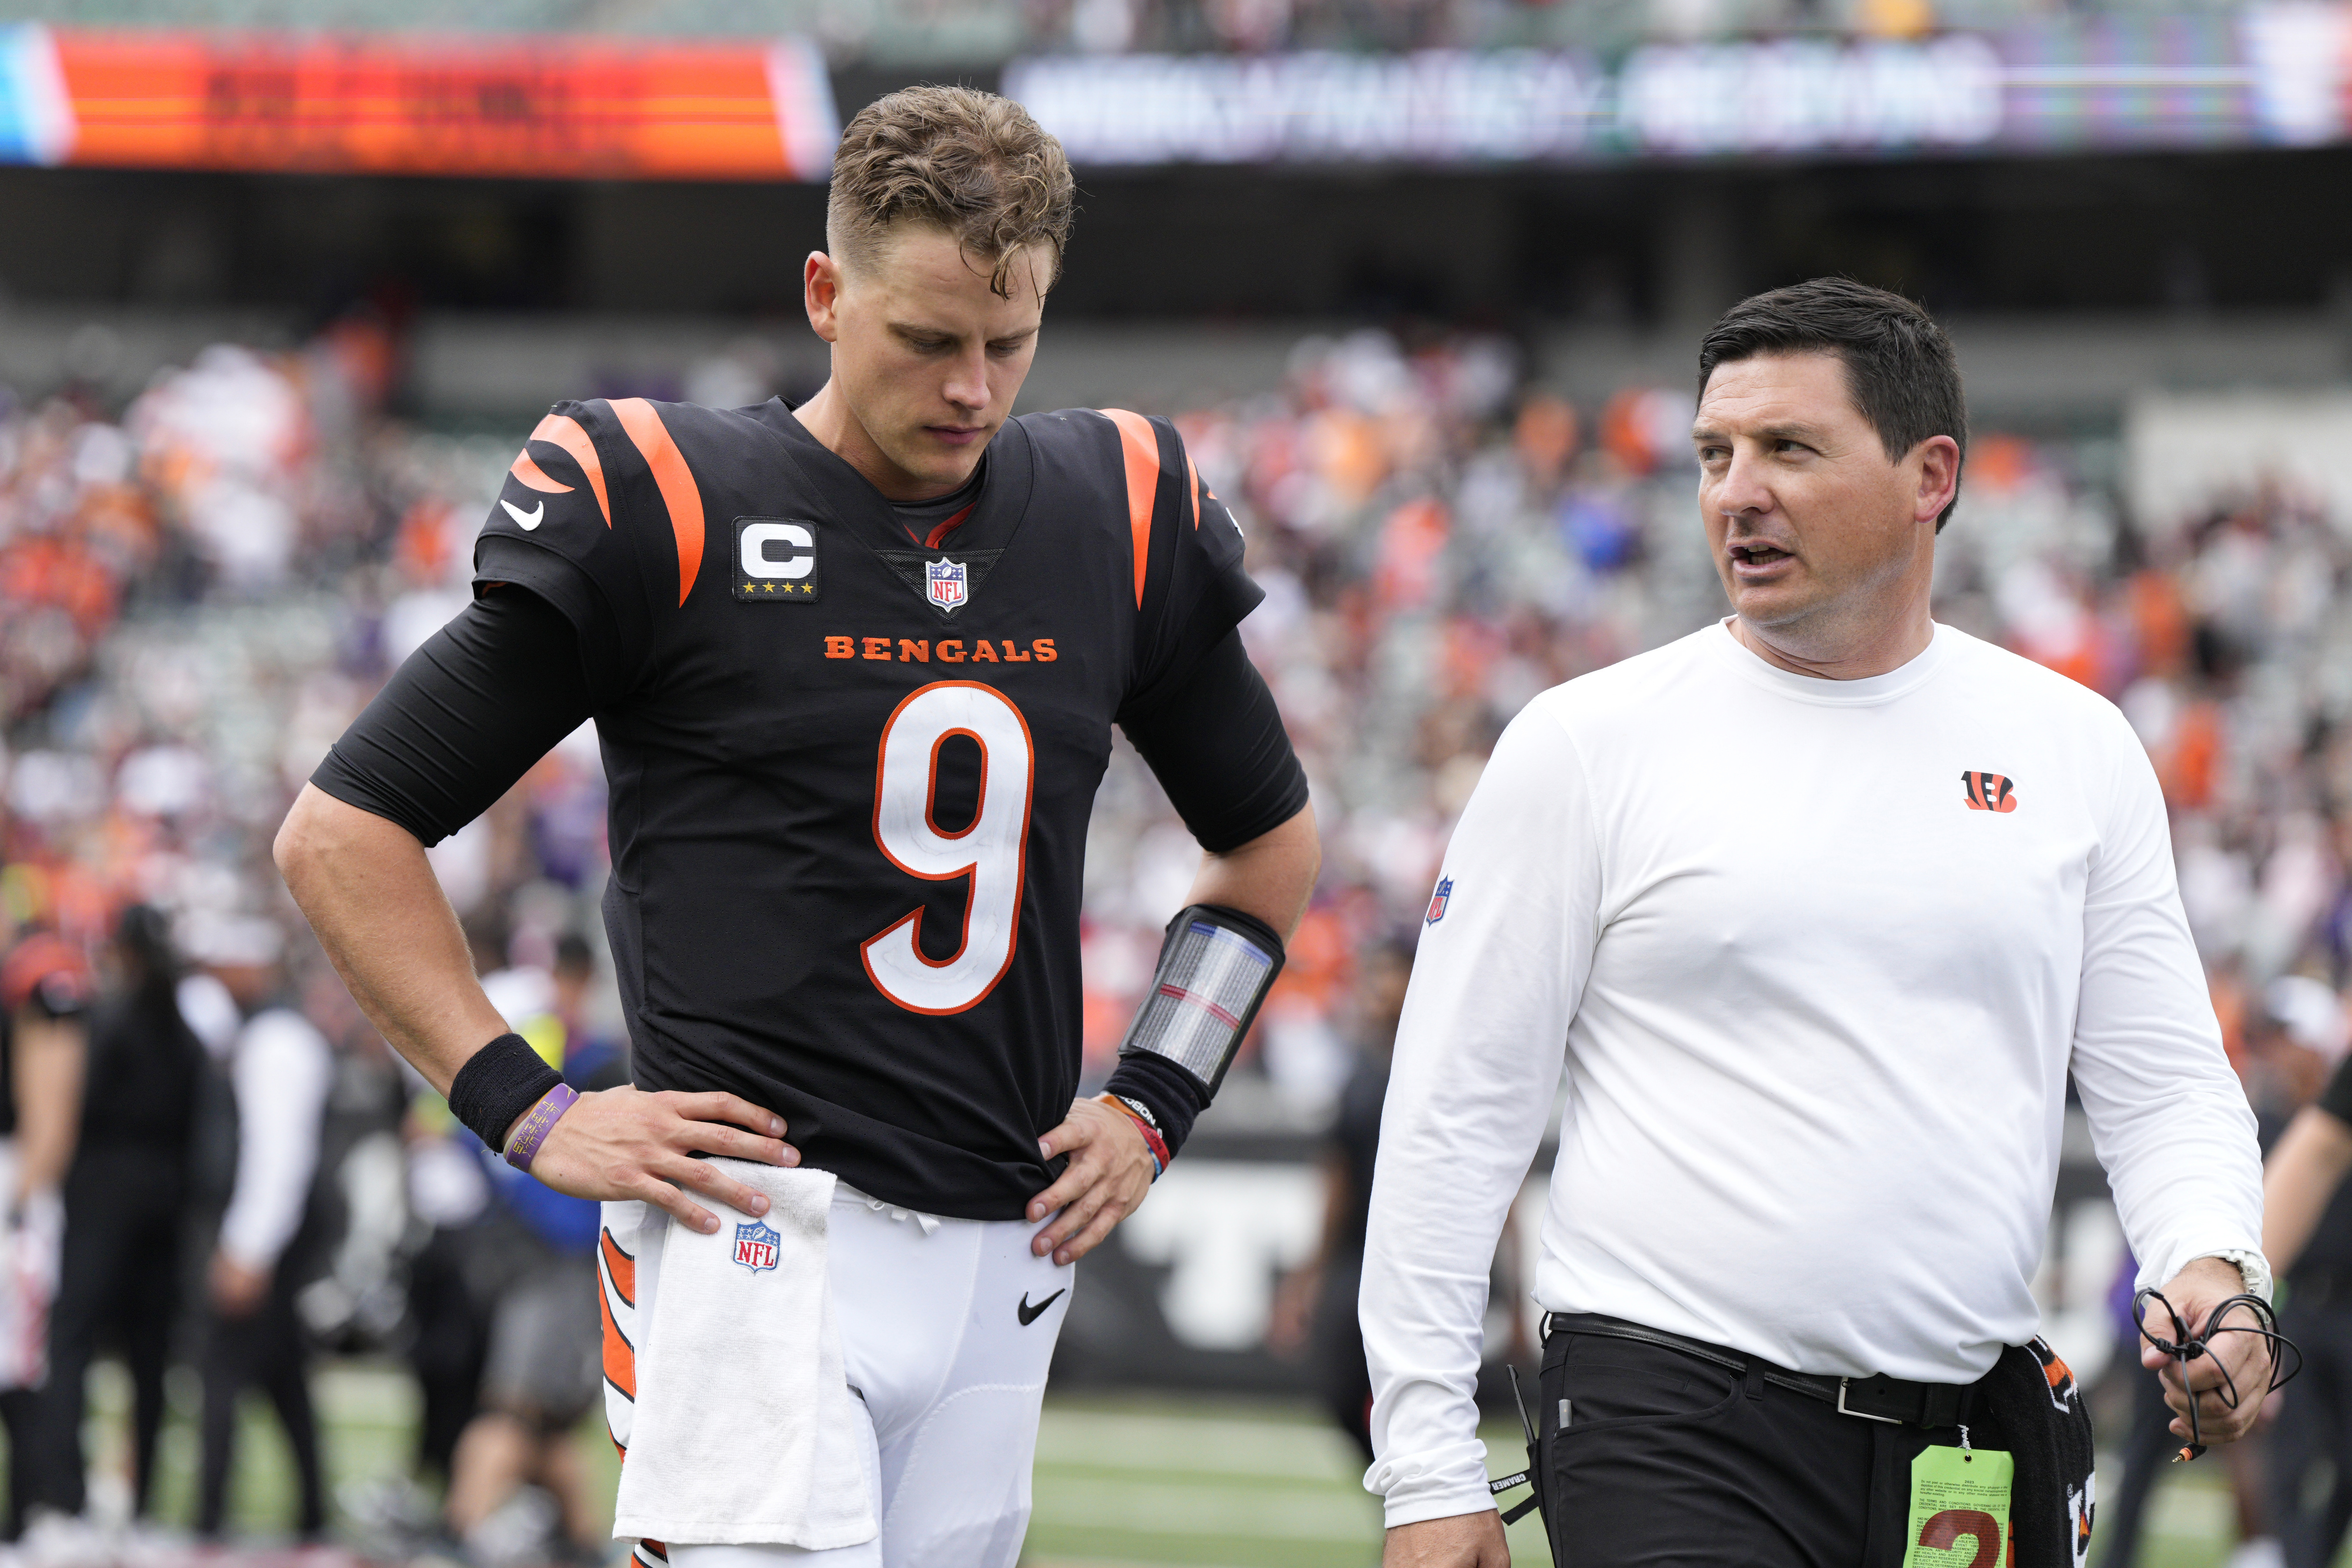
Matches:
[[602, 1184, 1076, 1568]]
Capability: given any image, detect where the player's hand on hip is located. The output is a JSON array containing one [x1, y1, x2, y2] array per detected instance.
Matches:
[[2140, 1255, 2273, 1447], [1382, 1512, 1511, 1567], [526, 1086, 799, 1236], [1028, 1095, 1155, 1265]]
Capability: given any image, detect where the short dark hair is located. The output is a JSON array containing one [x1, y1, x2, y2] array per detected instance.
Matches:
[[1697, 279, 1968, 532], [828, 86, 1077, 300]]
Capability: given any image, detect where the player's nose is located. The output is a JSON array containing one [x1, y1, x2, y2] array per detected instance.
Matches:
[[943, 344, 992, 413]]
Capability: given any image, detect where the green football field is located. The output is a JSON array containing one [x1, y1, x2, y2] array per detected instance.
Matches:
[[61, 1359, 2260, 1566]]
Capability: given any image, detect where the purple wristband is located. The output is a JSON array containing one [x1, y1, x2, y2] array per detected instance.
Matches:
[[503, 1083, 579, 1172]]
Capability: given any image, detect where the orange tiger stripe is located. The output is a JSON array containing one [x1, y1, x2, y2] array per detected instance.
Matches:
[[600, 1268, 636, 1401], [1185, 449, 1202, 529], [509, 450, 574, 495], [600, 1228, 636, 1307], [528, 413, 609, 525], [611, 398, 707, 606], [1103, 409, 1160, 608]]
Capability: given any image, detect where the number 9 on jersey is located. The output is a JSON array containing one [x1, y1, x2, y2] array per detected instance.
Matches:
[[861, 681, 1036, 1015]]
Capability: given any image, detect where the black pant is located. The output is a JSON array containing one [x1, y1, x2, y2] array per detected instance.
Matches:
[[2090, 1336, 2188, 1568], [1538, 1321, 2008, 1567], [405, 1225, 489, 1483], [1313, 1252, 1373, 1463], [36, 1152, 183, 1518], [197, 1276, 324, 1538], [0, 1387, 36, 1538], [2270, 1297, 2352, 1568]]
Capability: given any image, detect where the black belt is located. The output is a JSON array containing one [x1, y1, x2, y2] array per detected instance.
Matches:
[[1543, 1312, 1978, 1430]]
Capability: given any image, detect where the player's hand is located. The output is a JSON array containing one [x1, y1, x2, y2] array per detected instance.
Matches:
[[2140, 1255, 2273, 1447], [525, 1086, 799, 1237], [1382, 1511, 1511, 1567], [1028, 1096, 1156, 1265], [208, 1250, 272, 1317]]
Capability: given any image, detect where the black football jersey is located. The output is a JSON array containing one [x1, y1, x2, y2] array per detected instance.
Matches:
[[473, 397, 1261, 1220]]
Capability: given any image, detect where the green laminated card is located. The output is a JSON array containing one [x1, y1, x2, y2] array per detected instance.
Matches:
[[1901, 1444, 2013, 1568]]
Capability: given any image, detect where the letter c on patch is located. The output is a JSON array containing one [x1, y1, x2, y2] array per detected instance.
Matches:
[[740, 522, 814, 580]]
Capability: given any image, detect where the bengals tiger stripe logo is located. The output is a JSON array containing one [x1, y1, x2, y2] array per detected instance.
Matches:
[[1962, 771, 2018, 813]]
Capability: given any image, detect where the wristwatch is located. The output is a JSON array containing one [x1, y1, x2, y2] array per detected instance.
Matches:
[[2202, 1248, 2275, 1304]]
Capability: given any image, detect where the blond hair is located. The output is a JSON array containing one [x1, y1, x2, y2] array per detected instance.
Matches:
[[827, 86, 1077, 299]]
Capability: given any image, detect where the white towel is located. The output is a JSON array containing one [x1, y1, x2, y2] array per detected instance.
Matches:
[[612, 1162, 877, 1549]]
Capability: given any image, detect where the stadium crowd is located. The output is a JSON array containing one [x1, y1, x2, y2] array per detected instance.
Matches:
[[0, 313, 2348, 1562]]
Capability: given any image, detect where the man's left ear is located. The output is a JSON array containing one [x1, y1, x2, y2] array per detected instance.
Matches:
[[1916, 435, 1962, 525]]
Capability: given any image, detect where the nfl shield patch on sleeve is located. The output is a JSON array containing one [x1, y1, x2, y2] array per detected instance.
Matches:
[[1425, 876, 1453, 924], [733, 1220, 781, 1273]]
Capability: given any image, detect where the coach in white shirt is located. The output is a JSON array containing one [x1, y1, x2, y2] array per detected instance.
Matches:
[[1363, 279, 2271, 1567]]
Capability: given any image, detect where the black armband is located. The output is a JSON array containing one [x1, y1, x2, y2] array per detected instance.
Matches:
[[448, 1032, 564, 1153], [1102, 903, 1286, 1161]]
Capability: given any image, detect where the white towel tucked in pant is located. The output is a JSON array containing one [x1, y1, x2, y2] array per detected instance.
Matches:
[[611, 1162, 877, 1549]]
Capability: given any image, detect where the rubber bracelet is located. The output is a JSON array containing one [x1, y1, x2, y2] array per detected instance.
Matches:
[[503, 1083, 580, 1172], [1096, 1093, 1170, 1179]]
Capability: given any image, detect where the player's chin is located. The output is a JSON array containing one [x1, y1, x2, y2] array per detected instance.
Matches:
[[1726, 578, 1820, 626], [885, 437, 980, 490]]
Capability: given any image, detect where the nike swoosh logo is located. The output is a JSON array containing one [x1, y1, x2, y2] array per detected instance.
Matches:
[[1017, 1288, 1065, 1326], [501, 498, 545, 531]]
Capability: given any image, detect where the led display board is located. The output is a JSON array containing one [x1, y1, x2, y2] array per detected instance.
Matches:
[[1004, 5, 2352, 166], [0, 25, 838, 179]]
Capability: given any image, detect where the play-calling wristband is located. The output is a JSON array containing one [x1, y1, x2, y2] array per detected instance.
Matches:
[[503, 1083, 579, 1172]]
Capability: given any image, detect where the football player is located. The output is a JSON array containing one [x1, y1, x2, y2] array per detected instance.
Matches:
[[276, 86, 1317, 1568]]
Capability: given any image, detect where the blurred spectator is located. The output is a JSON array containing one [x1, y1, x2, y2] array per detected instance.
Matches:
[[0, 932, 90, 1538], [443, 933, 629, 1567], [2260, 1016, 2352, 1568], [2096, 1245, 2188, 1568], [186, 915, 332, 1542], [1266, 934, 1412, 1460], [400, 1100, 494, 1494], [33, 905, 205, 1527]]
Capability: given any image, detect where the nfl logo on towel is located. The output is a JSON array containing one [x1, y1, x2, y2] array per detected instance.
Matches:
[[733, 1220, 780, 1273], [1424, 876, 1452, 925], [926, 558, 968, 613]]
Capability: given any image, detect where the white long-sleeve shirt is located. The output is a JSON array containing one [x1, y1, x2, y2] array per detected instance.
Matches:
[[217, 1006, 335, 1274], [1362, 620, 2264, 1528]]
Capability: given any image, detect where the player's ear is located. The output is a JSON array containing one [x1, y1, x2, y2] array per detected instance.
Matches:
[[805, 252, 844, 343]]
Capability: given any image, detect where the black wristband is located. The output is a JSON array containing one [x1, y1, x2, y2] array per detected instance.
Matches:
[[1104, 1050, 1208, 1162], [448, 1032, 564, 1152]]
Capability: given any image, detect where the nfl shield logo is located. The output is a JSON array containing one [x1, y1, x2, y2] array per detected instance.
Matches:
[[925, 557, 969, 613], [1424, 876, 1452, 925], [733, 1220, 780, 1274]]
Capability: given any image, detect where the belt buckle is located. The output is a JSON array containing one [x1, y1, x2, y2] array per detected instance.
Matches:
[[1836, 1377, 1902, 1425]]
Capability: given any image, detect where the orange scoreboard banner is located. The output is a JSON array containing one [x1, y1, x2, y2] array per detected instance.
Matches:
[[0, 25, 840, 179]]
